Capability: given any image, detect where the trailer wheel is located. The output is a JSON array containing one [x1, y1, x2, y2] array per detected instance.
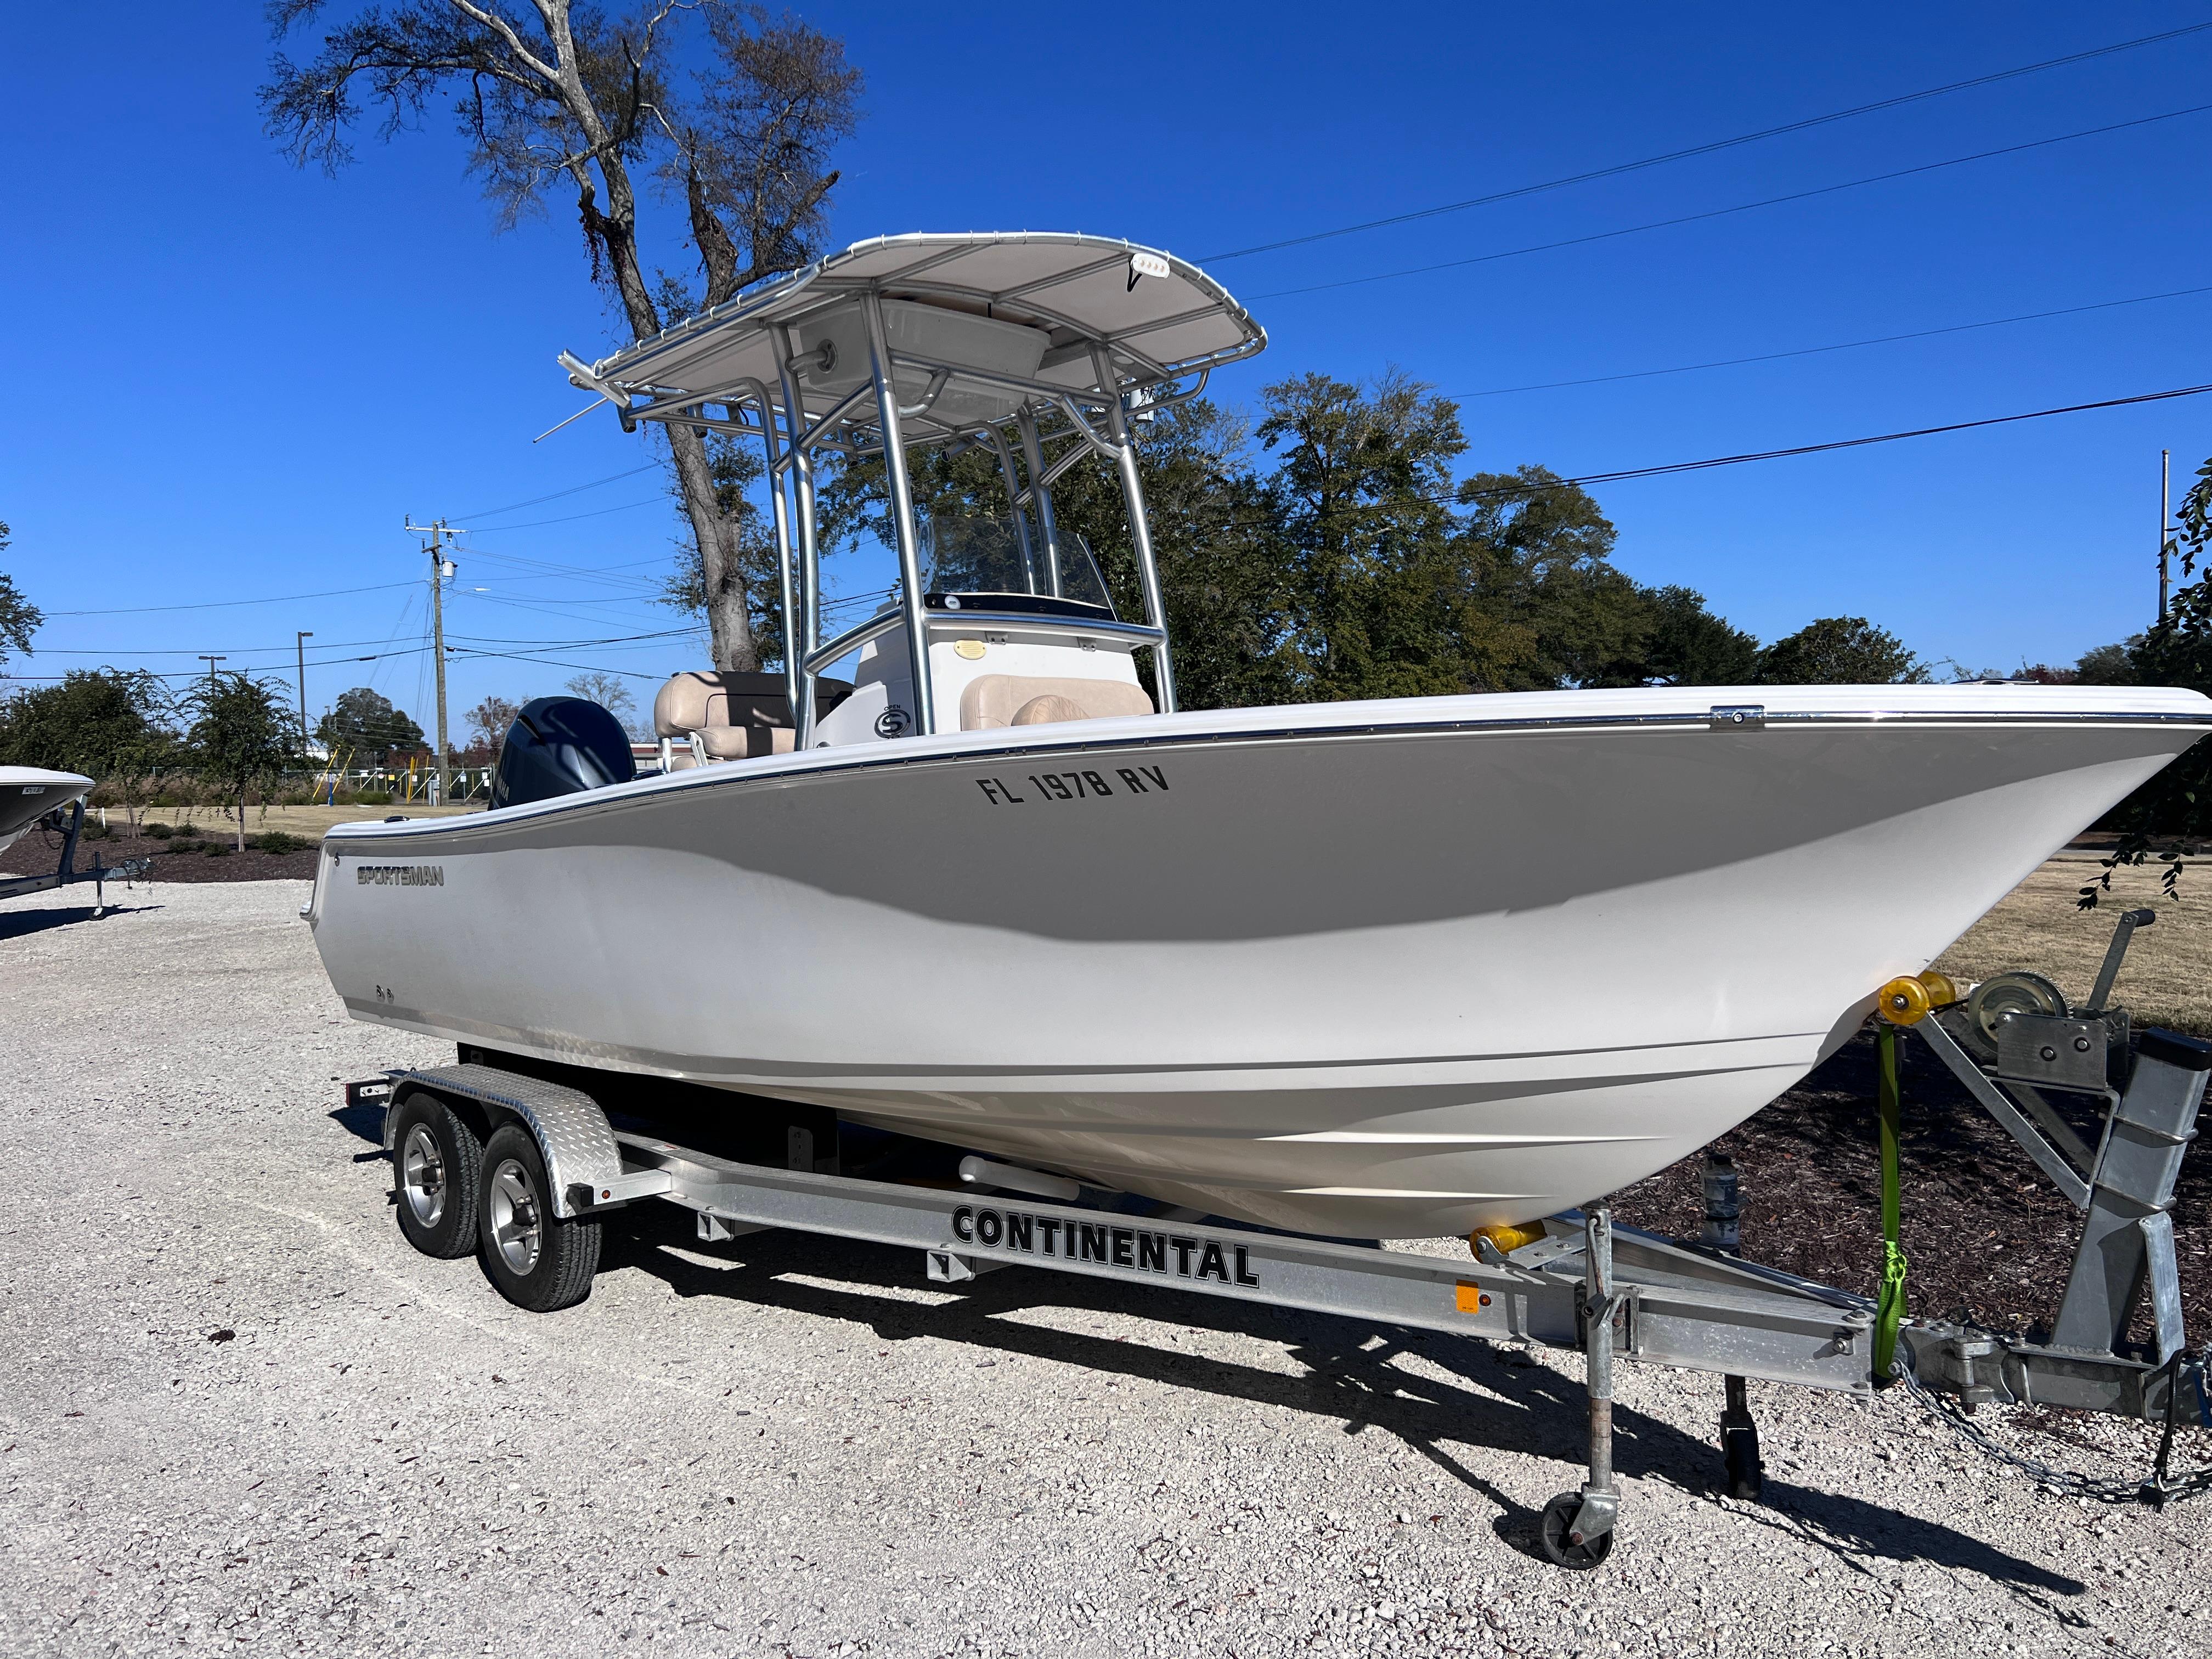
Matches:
[[1537, 1492, 1613, 1570], [390, 1091, 484, 1260], [478, 1123, 600, 1312]]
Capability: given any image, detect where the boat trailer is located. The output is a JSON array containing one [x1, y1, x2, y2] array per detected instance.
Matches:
[[0, 798, 149, 915], [348, 918, 2210, 1570]]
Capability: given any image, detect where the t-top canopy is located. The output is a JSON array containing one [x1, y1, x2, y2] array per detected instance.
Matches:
[[567, 232, 1266, 438]]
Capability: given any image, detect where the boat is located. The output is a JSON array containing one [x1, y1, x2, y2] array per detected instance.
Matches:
[[306, 232, 2212, 1239], [0, 766, 94, 858]]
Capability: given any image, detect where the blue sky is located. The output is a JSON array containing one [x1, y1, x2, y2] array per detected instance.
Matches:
[[5, 3, 2212, 732]]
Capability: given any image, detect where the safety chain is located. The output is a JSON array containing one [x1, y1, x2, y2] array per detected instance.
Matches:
[[1895, 1351, 2212, 1505]]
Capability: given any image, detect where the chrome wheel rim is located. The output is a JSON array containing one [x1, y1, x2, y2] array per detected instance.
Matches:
[[488, 1158, 543, 1275], [400, 1123, 446, 1227]]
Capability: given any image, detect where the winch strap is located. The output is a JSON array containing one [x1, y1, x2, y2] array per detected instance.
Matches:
[[1875, 1023, 1909, 1381]]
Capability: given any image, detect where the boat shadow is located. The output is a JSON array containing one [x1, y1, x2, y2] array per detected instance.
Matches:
[[597, 1204, 2086, 1595]]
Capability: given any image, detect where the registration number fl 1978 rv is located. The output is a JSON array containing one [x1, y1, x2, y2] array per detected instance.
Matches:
[[975, 765, 1169, 806]]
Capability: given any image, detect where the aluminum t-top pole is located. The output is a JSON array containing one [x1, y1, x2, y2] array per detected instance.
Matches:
[[1015, 407, 1065, 599], [774, 330, 824, 745], [983, 425, 1040, 594], [2161, 448, 2172, 623], [864, 291, 936, 737], [1090, 347, 1177, 714], [728, 379, 802, 725]]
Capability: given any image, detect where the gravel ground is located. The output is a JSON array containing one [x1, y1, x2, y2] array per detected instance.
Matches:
[[3, 882, 2209, 1659]]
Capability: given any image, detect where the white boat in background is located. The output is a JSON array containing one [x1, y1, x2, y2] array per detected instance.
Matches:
[[0, 767, 94, 858], [306, 233, 2212, 1239]]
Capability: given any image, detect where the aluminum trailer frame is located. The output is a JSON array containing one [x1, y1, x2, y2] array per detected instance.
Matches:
[[351, 984, 2211, 1569], [0, 798, 150, 914]]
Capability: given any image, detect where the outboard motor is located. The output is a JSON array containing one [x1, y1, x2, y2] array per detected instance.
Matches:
[[490, 696, 636, 810]]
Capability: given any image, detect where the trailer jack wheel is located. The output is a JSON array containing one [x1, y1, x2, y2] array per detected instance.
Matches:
[[478, 1124, 600, 1312], [1538, 1492, 1614, 1570]]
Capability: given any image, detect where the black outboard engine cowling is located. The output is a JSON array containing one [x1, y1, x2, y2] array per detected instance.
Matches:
[[490, 696, 636, 810]]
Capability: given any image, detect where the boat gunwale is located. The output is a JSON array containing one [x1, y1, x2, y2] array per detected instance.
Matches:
[[322, 699, 2212, 847]]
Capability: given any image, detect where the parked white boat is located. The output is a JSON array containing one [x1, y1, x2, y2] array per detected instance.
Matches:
[[307, 233, 2212, 1238], [0, 766, 94, 857]]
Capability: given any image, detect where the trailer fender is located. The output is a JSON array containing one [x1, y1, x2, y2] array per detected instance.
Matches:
[[387, 1063, 670, 1217]]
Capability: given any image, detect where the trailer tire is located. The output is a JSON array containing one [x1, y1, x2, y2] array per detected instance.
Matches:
[[390, 1091, 484, 1260], [478, 1123, 600, 1312]]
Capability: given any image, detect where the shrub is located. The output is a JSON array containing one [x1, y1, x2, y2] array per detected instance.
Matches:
[[251, 830, 311, 855], [206, 843, 232, 858], [142, 822, 174, 839]]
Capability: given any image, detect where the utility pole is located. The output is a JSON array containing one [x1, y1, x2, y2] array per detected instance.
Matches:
[[197, 654, 227, 688], [296, 631, 314, 750], [2160, 449, 2173, 623], [404, 519, 459, 805]]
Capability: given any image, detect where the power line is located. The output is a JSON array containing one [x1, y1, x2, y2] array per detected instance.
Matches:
[[46, 581, 417, 618], [1204, 21, 2212, 262], [1250, 102, 2212, 302], [460, 496, 673, 533], [450, 462, 662, 522], [1452, 283, 2212, 399], [1452, 380, 2212, 500]]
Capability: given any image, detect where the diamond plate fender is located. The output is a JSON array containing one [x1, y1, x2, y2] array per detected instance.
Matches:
[[388, 1063, 627, 1219]]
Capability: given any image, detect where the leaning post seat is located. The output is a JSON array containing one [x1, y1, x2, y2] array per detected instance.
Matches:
[[958, 675, 1155, 731], [653, 671, 853, 768]]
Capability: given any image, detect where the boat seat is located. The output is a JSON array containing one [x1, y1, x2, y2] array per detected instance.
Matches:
[[960, 675, 1154, 731], [694, 726, 796, 760], [653, 670, 851, 767], [654, 671, 797, 738]]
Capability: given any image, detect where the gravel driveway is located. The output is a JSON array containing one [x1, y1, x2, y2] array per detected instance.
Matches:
[[2, 882, 2207, 1657]]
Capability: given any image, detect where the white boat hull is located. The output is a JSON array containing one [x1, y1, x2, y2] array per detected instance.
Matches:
[[0, 768, 94, 859], [308, 685, 2210, 1238]]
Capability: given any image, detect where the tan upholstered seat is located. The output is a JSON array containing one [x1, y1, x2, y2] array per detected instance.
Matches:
[[654, 672, 796, 738], [652, 671, 850, 766], [694, 725, 796, 760], [959, 675, 1154, 731]]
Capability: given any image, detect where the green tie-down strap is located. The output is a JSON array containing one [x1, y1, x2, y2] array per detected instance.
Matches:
[[1874, 1022, 1909, 1381]]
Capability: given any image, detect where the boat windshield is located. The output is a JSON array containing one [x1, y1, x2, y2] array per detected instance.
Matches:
[[919, 506, 1115, 615]]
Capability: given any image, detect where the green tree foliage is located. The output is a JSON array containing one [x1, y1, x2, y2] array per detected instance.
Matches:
[[2075, 640, 2138, 685], [1639, 585, 1764, 685], [1259, 371, 1533, 701], [0, 669, 173, 774], [189, 673, 299, 850], [316, 686, 426, 761], [1753, 616, 1929, 684], [0, 521, 42, 666]]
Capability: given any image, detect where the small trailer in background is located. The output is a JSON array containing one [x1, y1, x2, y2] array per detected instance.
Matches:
[[0, 797, 149, 916]]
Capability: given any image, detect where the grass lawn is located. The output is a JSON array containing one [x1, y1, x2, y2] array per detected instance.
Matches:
[[114, 802, 486, 836], [1936, 853, 2210, 1037]]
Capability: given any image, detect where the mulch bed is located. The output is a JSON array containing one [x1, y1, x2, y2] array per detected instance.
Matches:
[[1612, 1026, 2210, 1343], [1, 833, 318, 884]]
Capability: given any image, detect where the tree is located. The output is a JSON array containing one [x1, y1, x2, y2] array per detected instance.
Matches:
[[1637, 585, 1763, 686], [0, 522, 41, 669], [189, 674, 298, 850], [261, 2, 862, 674], [0, 669, 173, 777], [1452, 467, 1651, 690], [1755, 617, 1928, 684], [317, 686, 427, 761], [1260, 371, 1532, 701], [563, 671, 646, 738], [661, 431, 784, 665], [2075, 640, 2137, 685], [466, 694, 521, 754]]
